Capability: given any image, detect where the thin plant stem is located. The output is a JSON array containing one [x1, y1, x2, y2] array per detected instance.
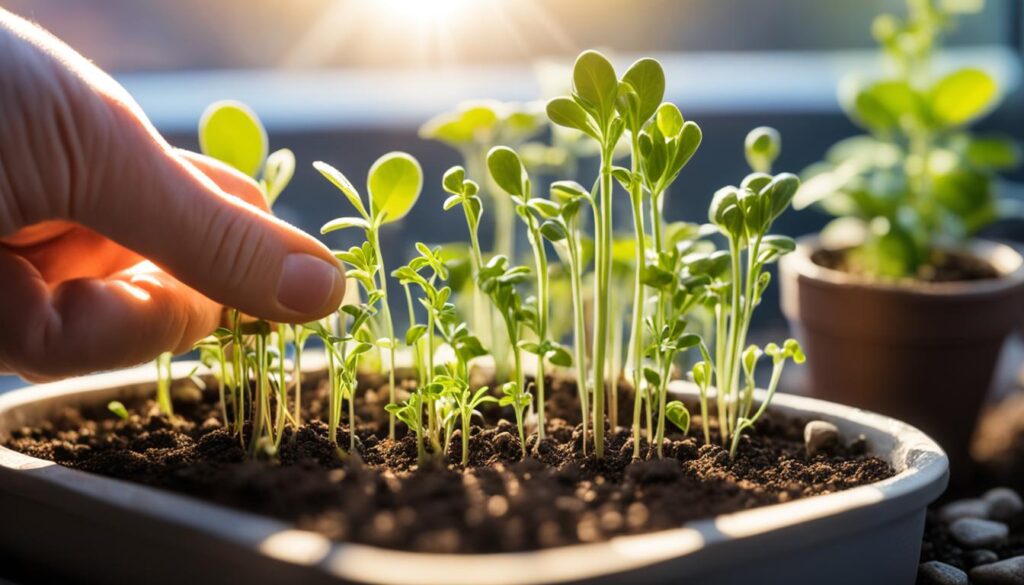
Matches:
[[591, 151, 614, 459], [370, 231, 398, 440], [566, 217, 590, 456]]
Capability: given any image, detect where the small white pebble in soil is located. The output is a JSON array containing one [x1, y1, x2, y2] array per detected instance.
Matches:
[[969, 555, 1024, 585], [917, 560, 968, 585], [939, 498, 992, 523], [982, 487, 1023, 521], [803, 420, 839, 456], [948, 518, 1009, 549]]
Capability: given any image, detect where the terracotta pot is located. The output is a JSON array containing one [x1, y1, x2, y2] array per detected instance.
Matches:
[[0, 363, 947, 585], [779, 235, 1024, 483]]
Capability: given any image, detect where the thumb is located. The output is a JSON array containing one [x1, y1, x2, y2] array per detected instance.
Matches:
[[79, 134, 345, 323]]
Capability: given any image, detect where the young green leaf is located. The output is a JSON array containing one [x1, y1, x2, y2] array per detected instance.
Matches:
[[263, 148, 295, 207], [321, 216, 371, 234], [487, 146, 527, 197], [442, 166, 466, 194], [744, 126, 781, 173], [930, 68, 997, 127], [665, 401, 690, 434], [546, 97, 597, 139], [656, 103, 683, 137], [368, 152, 423, 223], [621, 58, 665, 124], [571, 50, 619, 128], [107, 400, 129, 421], [198, 100, 267, 178], [314, 161, 370, 220]]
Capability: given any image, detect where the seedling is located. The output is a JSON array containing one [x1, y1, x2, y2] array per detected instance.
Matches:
[[438, 376, 496, 465], [107, 401, 129, 422], [392, 243, 454, 460], [541, 180, 594, 454], [318, 151, 423, 439], [154, 352, 173, 417], [487, 146, 572, 444], [547, 51, 703, 458], [498, 381, 531, 459], [174, 55, 807, 472], [196, 100, 301, 453], [701, 128, 805, 456], [794, 0, 1020, 278]]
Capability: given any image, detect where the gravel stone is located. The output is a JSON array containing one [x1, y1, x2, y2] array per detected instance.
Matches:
[[982, 487, 1023, 521], [917, 561, 968, 585], [948, 518, 1009, 549], [970, 556, 1024, 585], [939, 499, 992, 523]]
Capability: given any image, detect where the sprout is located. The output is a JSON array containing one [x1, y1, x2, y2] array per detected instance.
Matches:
[[154, 352, 173, 417], [107, 400, 129, 422], [178, 55, 807, 471], [498, 381, 532, 459], [318, 152, 423, 439]]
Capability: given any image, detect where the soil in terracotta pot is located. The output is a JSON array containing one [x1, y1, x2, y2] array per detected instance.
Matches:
[[3, 373, 893, 553], [812, 247, 999, 282]]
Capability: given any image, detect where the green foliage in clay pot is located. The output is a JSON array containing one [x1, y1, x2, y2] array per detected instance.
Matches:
[[794, 0, 1021, 279]]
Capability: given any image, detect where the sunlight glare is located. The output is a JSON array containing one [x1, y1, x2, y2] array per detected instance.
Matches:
[[284, 0, 575, 69], [375, 0, 478, 23]]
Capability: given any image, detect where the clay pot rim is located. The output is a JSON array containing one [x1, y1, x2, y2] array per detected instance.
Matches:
[[782, 235, 1024, 298]]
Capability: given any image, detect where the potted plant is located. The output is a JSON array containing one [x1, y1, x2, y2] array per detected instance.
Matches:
[[0, 52, 948, 584], [780, 0, 1024, 479]]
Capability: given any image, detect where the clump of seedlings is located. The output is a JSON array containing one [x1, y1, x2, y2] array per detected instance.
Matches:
[[794, 0, 1020, 279], [172, 51, 804, 469]]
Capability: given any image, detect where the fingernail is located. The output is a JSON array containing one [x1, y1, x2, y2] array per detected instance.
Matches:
[[276, 253, 342, 315]]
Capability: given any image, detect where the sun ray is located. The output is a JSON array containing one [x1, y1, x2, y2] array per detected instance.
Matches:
[[283, 0, 569, 69]]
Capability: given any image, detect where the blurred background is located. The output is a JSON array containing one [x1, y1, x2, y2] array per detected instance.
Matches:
[[1, 0, 1023, 389]]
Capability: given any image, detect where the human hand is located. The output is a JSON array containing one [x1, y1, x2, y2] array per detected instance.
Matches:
[[0, 10, 345, 381]]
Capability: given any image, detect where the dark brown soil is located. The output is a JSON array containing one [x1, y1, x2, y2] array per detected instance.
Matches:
[[3, 373, 893, 554], [813, 247, 999, 282]]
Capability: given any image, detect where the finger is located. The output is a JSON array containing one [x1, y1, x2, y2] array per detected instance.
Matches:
[[77, 128, 344, 323], [0, 247, 221, 381], [176, 150, 269, 211], [0, 14, 344, 324]]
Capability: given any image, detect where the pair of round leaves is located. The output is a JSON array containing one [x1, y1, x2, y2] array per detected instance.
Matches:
[[548, 51, 666, 138], [317, 153, 422, 230]]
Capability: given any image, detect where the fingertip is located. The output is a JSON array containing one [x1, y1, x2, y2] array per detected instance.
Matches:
[[275, 252, 346, 321]]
